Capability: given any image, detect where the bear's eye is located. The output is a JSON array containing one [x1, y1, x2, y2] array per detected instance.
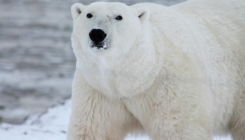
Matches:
[[87, 13, 93, 18], [115, 15, 123, 21]]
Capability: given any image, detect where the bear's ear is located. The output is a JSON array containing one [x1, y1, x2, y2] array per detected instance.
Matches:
[[136, 8, 150, 21], [71, 3, 84, 19]]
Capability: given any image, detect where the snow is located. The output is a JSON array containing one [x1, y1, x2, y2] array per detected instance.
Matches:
[[0, 99, 232, 140]]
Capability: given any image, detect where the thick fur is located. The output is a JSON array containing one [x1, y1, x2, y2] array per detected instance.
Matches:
[[67, 0, 245, 140]]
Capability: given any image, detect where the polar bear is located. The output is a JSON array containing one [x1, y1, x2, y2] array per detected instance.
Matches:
[[67, 0, 245, 140]]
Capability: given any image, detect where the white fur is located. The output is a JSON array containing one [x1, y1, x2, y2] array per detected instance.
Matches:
[[67, 1, 245, 140]]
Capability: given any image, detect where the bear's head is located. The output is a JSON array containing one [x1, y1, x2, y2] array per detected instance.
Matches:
[[71, 2, 157, 97], [71, 2, 150, 65]]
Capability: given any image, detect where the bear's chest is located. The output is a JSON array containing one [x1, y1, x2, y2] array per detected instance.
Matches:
[[79, 62, 125, 98], [79, 60, 156, 98]]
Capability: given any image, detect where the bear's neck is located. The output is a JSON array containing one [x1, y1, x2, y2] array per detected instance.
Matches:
[[111, 27, 160, 97]]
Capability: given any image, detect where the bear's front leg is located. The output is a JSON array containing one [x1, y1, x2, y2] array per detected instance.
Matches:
[[125, 84, 213, 140], [146, 106, 213, 140], [67, 73, 139, 140], [147, 92, 212, 140]]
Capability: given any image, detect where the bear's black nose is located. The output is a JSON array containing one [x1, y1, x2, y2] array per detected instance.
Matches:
[[89, 29, 107, 44]]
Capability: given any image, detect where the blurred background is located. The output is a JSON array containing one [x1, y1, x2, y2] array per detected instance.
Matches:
[[0, 0, 185, 125]]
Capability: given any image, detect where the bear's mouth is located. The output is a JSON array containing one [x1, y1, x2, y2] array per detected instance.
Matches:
[[90, 41, 109, 51]]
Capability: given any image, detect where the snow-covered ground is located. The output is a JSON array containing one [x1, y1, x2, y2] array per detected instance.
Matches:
[[0, 99, 232, 140]]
